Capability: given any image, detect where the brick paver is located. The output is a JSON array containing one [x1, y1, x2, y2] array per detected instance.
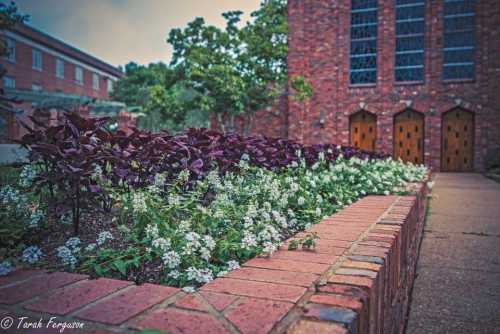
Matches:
[[75, 284, 179, 325], [25, 278, 131, 315], [224, 297, 293, 334], [131, 307, 230, 334], [0, 272, 87, 304], [200, 278, 306, 302]]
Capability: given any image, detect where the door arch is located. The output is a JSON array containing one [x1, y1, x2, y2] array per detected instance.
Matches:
[[441, 108, 474, 172], [350, 110, 377, 152], [393, 109, 425, 164]]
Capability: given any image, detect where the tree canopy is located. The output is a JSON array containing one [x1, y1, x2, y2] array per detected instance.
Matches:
[[111, 0, 310, 134]]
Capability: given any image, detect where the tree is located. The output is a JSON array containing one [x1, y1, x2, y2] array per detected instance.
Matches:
[[111, 62, 207, 133], [167, 0, 292, 134]]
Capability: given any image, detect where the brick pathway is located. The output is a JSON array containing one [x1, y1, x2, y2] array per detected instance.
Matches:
[[406, 173, 500, 334], [0, 193, 423, 334]]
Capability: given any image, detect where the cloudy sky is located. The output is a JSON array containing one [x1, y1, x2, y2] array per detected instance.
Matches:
[[14, 0, 262, 67]]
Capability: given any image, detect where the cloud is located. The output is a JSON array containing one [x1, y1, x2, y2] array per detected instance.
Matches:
[[15, 0, 261, 66]]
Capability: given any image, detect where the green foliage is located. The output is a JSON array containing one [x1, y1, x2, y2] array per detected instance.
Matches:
[[288, 232, 319, 251], [167, 0, 289, 133], [290, 76, 313, 102], [111, 63, 207, 133]]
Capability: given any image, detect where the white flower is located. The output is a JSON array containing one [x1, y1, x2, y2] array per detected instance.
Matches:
[[0, 261, 14, 276], [162, 251, 181, 269], [97, 231, 113, 246], [85, 243, 97, 252], [290, 183, 299, 192], [168, 194, 182, 206], [199, 248, 211, 261], [298, 197, 305, 206], [132, 192, 147, 213], [217, 270, 228, 277], [315, 207, 322, 216], [145, 224, 159, 239], [22, 246, 43, 264], [168, 270, 180, 279], [203, 235, 216, 250], [241, 231, 257, 249], [227, 260, 240, 271], [152, 238, 171, 252], [66, 237, 81, 250], [186, 267, 213, 284], [154, 173, 166, 187], [18, 164, 37, 188], [56, 246, 77, 268], [182, 286, 196, 293]]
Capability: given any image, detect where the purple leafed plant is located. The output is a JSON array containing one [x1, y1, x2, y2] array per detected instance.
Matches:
[[20, 112, 388, 235]]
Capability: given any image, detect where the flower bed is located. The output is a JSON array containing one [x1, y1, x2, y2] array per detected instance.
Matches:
[[0, 112, 427, 291]]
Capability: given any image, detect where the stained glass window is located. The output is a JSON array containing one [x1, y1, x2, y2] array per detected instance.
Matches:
[[350, 0, 378, 85], [395, 0, 425, 82], [443, 0, 475, 80]]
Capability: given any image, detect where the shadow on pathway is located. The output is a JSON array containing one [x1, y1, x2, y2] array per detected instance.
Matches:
[[406, 173, 500, 334]]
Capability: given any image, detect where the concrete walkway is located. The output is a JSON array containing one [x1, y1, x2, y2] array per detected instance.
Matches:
[[406, 173, 500, 334]]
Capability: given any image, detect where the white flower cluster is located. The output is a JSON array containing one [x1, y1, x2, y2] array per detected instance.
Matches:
[[18, 164, 38, 188], [132, 192, 148, 213], [22, 246, 43, 264], [97, 231, 113, 245], [131, 152, 427, 289], [0, 261, 14, 276], [56, 246, 77, 269], [186, 267, 213, 284]]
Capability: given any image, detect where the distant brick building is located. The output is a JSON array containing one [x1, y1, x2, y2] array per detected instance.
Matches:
[[0, 23, 134, 146], [252, 0, 500, 172]]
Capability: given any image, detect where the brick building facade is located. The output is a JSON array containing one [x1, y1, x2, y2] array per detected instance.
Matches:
[[0, 23, 134, 145], [284, 0, 500, 172]]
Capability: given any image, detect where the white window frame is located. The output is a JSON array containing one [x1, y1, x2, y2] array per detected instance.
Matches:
[[92, 73, 99, 90], [75, 66, 83, 85], [32, 49, 42, 71], [56, 58, 64, 79], [4, 38, 15, 62], [3, 76, 15, 88]]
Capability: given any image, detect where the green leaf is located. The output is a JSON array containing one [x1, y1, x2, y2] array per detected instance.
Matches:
[[113, 259, 128, 276]]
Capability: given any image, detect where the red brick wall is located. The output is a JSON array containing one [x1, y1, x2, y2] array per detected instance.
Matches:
[[0, 37, 114, 100], [285, 0, 500, 171]]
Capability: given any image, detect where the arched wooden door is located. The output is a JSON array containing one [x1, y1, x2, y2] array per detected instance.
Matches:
[[393, 109, 424, 164], [350, 110, 377, 152], [441, 108, 474, 172]]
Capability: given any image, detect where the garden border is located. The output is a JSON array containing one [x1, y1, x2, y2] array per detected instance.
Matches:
[[0, 182, 429, 334]]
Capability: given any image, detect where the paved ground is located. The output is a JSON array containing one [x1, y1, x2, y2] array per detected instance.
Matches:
[[406, 173, 500, 334]]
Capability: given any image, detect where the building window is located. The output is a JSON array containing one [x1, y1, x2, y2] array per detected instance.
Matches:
[[350, 0, 378, 85], [92, 73, 99, 90], [443, 0, 475, 80], [395, 0, 425, 82], [32, 83, 42, 91], [3, 38, 15, 62], [75, 66, 83, 85], [3, 76, 15, 88], [107, 78, 113, 93], [56, 58, 64, 78], [32, 49, 42, 71]]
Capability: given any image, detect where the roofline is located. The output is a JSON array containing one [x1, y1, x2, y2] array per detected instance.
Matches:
[[13, 23, 123, 78]]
